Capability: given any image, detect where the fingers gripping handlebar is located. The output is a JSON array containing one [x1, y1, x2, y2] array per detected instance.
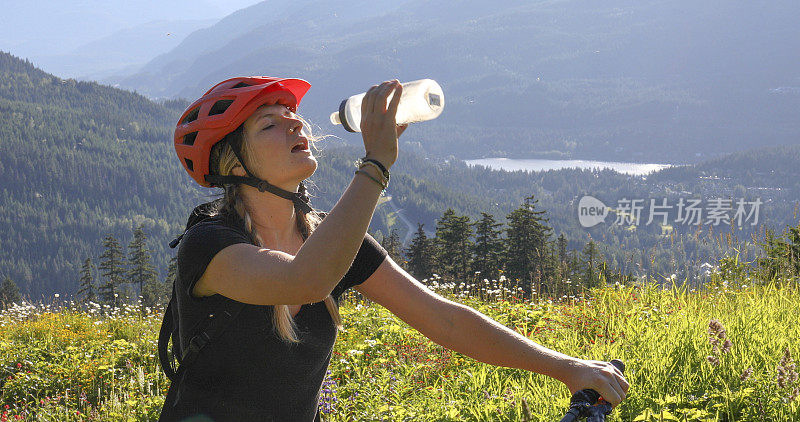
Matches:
[[558, 360, 625, 422]]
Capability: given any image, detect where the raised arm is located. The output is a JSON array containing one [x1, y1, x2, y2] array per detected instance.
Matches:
[[196, 80, 407, 305]]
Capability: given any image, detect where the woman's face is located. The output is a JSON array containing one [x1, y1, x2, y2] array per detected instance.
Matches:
[[235, 103, 317, 189]]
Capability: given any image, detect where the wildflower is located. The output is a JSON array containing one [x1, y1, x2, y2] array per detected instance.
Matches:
[[706, 318, 732, 366], [740, 367, 753, 381], [722, 339, 732, 353], [708, 319, 726, 340], [318, 369, 338, 414], [520, 398, 533, 422], [777, 349, 799, 401]]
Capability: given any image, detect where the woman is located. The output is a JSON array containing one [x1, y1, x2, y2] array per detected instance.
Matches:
[[161, 76, 628, 421]]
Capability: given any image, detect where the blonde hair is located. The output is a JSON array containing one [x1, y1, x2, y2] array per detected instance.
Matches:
[[209, 115, 341, 343]]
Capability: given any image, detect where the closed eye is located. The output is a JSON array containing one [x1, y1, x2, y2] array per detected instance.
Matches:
[[263, 124, 274, 130]]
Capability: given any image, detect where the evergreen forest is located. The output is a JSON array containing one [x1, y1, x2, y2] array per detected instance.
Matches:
[[2, 51, 800, 303]]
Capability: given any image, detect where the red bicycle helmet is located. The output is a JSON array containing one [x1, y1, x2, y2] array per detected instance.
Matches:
[[175, 76, 310, 187], [173, 76, 314, 213]]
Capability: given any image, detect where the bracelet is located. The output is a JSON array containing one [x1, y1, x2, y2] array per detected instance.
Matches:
[[355, 169, 388, 193], [355, 157, 390, 180], [357, 161, 389, 185]]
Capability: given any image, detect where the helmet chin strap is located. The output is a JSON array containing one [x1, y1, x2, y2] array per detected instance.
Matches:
[[204, 139, 314, 215]]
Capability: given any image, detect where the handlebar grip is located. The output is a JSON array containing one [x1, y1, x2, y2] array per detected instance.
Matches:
[[573, 360, 624, 404], [558, 359, 625, 422]]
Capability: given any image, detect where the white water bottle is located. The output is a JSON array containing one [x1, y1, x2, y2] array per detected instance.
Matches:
[[330, 79, 445, 132]]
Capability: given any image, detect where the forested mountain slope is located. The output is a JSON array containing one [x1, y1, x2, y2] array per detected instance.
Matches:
[[3, 51, 798, 301], [112, 0, 800, 163]]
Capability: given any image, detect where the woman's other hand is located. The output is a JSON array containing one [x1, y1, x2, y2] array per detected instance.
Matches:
[[560, 358, 629, 408], [360, 80, 406, 169]]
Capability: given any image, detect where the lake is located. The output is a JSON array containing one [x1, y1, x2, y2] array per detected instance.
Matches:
[[463, 158, 672, 176]]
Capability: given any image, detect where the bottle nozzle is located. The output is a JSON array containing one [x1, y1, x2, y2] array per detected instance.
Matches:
[[329, 112, 342, 126]]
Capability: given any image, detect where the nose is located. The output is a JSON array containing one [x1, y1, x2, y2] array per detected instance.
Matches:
[[286, 115, 303, 134]]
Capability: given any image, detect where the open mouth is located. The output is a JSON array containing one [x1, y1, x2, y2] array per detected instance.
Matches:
[[291, 139, 309, 153]]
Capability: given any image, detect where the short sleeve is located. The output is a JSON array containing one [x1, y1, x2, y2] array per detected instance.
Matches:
[[331, 233, 388, 300], [177, 220, 252, 301]]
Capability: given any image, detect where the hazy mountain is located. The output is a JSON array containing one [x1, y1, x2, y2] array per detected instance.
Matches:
[[1, 0, 262, 74], [31, 19, 217, 81], [110, 0, 800, 163]]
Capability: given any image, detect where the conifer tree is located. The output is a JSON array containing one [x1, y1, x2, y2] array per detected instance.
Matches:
[[0, 277, 22, 309], [165, 255, 178, 294], [128, 224, 158, 308], [569, 249, 580, 287], [405, 223, 433, 280], [434, 208, 473, 283], [98, 235, 125, 307], [77, 257, 97, 304], [582, 240, 600, 289], [142, 254, 177, 309], [758, 224, 800, 279], [504, 195, 552, 297], [557, 234, 568, 270], [380, 228, 404, 265], [471, 212, 504, 281]]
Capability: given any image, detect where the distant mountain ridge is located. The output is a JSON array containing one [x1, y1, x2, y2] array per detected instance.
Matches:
[[109, 0, 800, 163], [33, 19, 217, 81]]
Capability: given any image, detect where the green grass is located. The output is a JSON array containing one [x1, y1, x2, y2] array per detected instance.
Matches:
[[1, 278, 799, 421]]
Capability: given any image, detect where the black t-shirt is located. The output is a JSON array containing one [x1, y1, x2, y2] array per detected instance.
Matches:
[[165, 210, 387, 421]]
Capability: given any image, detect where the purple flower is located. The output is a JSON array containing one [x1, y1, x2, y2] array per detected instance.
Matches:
[[318, 369, 339, 415]]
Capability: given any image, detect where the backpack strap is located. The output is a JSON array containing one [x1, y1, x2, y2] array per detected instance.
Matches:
[[157, 293, 179, 381], [158, 280, 246, 382], [159, 202, 325, 382], [179, 299, 246, 370]]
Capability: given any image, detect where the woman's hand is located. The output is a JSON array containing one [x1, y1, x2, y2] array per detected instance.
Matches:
[[360, 80, 408, 169], [559, 358, 629, 408]]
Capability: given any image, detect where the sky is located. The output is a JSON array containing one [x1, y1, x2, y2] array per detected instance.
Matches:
[[0, 0, 265, 59]]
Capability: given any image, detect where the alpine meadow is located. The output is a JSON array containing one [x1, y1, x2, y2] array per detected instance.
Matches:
[[2, 0, 800, 420]]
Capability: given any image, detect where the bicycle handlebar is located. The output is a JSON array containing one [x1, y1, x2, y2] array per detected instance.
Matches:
[[557, 359, 625, 422]]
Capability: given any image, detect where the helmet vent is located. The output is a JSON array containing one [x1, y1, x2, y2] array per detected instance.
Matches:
[[183, 132, 198, 146], [184, 158, 194, 172], [182, 107, 200, 124], [209, 99, 235, 116], [231, 82, 252, 89]]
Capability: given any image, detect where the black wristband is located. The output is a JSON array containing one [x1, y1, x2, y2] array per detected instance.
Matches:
[[361, 157, 389, 178]]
